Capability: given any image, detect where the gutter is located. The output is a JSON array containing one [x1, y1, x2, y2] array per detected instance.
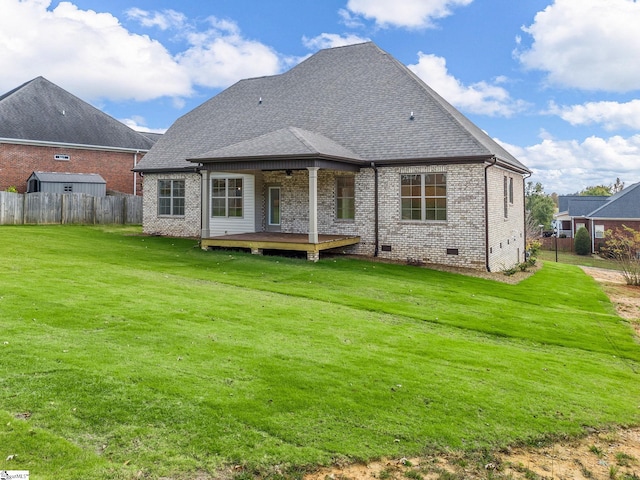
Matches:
[[0, 137, 149, 154], [484, 158, 497, 272]]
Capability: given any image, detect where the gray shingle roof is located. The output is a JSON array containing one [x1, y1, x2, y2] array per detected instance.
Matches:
[[29, 171, 106, 184], [0, 77, 154, 150], [559, 196, 609, 216], [195, 127, 362, 161], [136, 42, 528, 173], [587, 182, 640, 219]]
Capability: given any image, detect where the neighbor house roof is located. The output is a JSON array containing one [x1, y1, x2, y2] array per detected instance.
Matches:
[[586, 182, 640, 219], [558, 196, 609, 217], [136, 42, 529, 174], [0, 76, 154, 151], [28, 171, 106, 184]]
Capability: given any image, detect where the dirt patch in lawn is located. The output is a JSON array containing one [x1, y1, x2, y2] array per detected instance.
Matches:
[[304, 266, 640, 480]]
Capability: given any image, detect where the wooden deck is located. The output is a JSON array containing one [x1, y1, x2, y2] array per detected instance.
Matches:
[[200, 232, 360, 261]]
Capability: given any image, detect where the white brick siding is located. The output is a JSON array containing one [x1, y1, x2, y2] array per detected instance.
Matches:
[[486, 166, 526, 271], [142, 172, 201, 237], [142, 165, 526, 271]]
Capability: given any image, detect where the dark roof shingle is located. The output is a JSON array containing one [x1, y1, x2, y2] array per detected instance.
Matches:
[[137, 42, 528, 173], [0, 76, 154, 150]]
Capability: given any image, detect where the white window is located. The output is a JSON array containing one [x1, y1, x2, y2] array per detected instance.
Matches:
[[401, 173, 447, 221], [595, 224, 605, 239], [336, 176, 355, 220], [158, 179, 185, 216], [212, 177, 243, 218]]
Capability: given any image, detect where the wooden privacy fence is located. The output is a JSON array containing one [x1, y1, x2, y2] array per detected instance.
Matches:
[[0, 192, 142, 225]]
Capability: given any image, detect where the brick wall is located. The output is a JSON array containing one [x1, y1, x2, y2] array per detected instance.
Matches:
[[486, 166, 526, 271], [375, 164, 488, 269], [0, 143, 143, 194], [142, 172, 201, 237], [142, 165, 526, 271]]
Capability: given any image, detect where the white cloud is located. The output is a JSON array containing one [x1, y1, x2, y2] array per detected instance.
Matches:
[[345, 0, 473, 28], [0, 0, 191, 101], [497, 134, 640, 194], [408, 53, 528, 117], [126, 7, 187, 30], [120, 116, 167, 134], [547, 100, 640, 131], [302, 33, 370, 50], [517, 0, 640, 92], [176, 16, 284, 89]]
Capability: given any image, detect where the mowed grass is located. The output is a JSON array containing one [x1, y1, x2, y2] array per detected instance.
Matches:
[[0, 226, 638, 479]]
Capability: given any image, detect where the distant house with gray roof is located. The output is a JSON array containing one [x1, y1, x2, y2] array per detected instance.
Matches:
[[135, 42, 530, 270], [0, 76, 155, 195], [556, 183, 640, 252]]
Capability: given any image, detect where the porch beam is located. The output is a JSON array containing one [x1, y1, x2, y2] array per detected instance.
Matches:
[[200, 169, 210, 239], [308, 167, 319, 244]]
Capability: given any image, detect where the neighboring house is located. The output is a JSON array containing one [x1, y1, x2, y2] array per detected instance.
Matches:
[[0, 76, 155, 195], [135, 42, 530, 270], [554, 195, 610, 237], [555, 183, 640, 252]]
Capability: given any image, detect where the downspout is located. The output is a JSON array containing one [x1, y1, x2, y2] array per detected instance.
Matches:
[[523, 170, 532, 262], [371, 162, 379, 257], [133, 151, 139, 195], [484, 158, 497, 272]]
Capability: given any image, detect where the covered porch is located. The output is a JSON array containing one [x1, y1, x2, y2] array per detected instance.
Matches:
[[201, 232, 360, 261]]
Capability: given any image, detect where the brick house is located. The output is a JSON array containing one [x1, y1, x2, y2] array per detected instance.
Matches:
[[0, 77, 155, 195], [135, 42, 530, 270], [555, 182, 640, 252]]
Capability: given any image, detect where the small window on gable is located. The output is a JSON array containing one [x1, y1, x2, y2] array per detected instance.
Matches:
[[54, 154, 70, 161], [63, 184, 73, 192]]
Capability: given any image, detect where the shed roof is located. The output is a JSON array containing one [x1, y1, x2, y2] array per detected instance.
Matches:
[[136, 42, 528, 174], [29, 171, 106, 184], [0, 77, 154, 151]]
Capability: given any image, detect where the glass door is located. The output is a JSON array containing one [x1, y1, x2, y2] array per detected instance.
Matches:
[[267, 186, 281, 230]]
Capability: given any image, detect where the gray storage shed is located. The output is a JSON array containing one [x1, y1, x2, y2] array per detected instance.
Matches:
[[27, 171, 107, 196]]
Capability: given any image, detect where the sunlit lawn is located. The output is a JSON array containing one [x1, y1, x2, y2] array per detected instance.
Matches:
[[0, 226, 638, 479]]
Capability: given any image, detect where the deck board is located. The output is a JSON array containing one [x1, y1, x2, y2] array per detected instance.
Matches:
[[201, 232, 360, 255]]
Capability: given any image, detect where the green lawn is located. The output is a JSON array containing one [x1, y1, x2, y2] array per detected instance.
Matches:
[[1, 226, 638, 480], [538, 248, 623, 270]]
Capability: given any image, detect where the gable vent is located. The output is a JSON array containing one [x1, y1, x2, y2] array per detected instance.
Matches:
[[54, 154, 70, 161]]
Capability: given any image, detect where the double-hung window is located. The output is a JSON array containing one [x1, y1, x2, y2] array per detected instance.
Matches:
[[158, 179, 185, 216], [336, 176, 355, 220], [212, 177, 243, 218], [401, 173, 447, 221]]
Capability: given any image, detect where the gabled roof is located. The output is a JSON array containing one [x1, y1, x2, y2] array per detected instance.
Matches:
[[195, 127, 363, 162], [28, 171, 106, 184], [558, 196, 609, 217], [136, 42, 528, 173], [0, 77, 153, 151], [587, 182, 640, 219]]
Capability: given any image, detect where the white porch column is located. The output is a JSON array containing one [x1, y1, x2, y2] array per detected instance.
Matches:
[[200, 169, 210, 239], [308, 167, 319, 244]]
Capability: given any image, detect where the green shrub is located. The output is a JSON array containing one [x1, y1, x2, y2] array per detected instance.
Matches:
[[5, 186, 17, 193], [574, 227, 591, 255]]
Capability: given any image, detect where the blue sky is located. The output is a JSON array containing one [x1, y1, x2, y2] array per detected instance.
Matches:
[[1, 0, 639, 194]]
